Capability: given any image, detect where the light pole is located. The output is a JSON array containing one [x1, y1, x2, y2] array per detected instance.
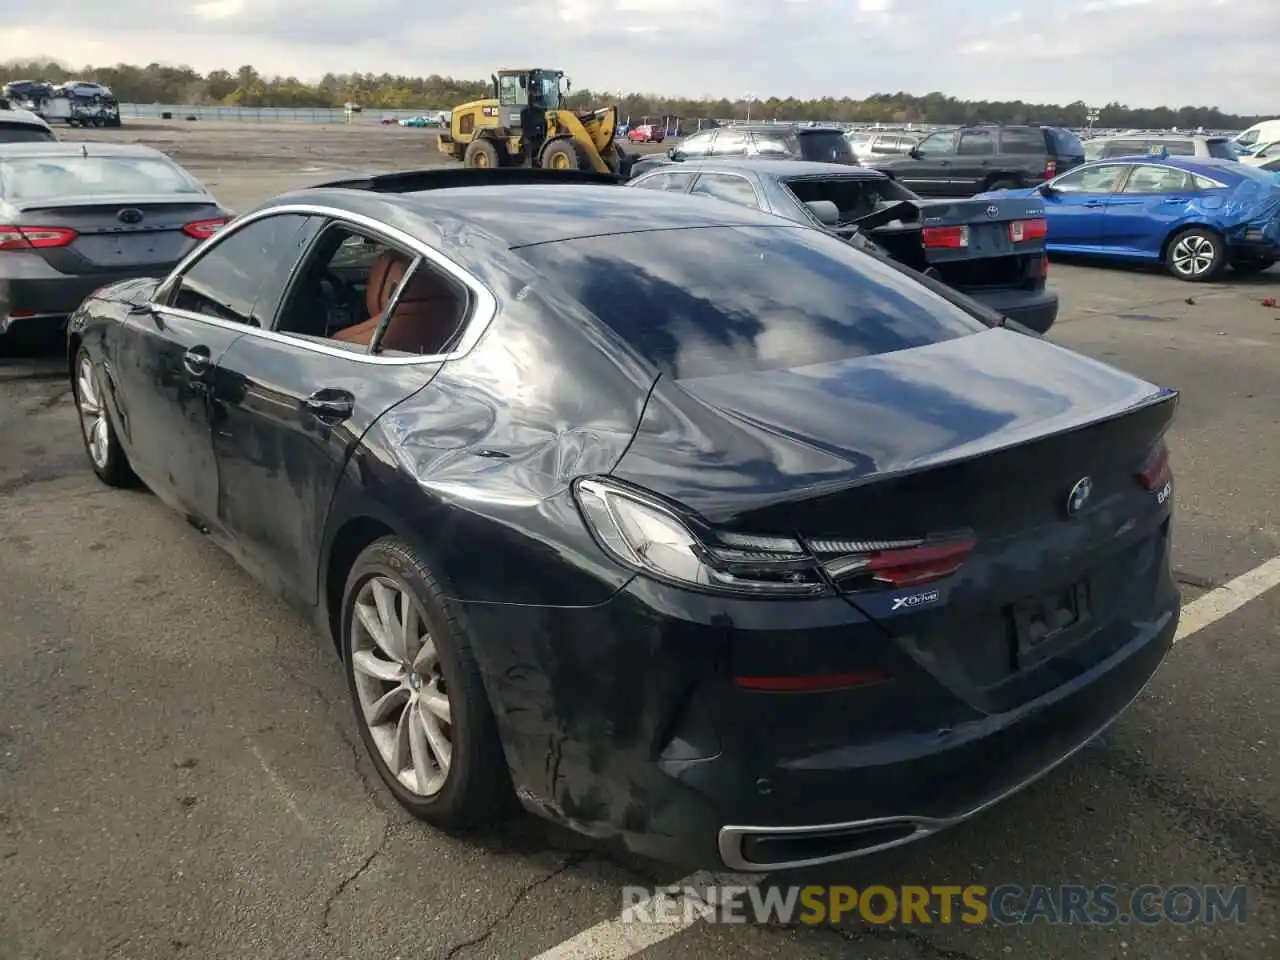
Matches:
[[1086, 107, 1100, 133], [745, 92, 753, 122]]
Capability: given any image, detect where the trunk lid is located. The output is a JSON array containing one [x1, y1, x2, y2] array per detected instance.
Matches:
[[15, 199, 220, 272], [612, 328, 1178, 711]]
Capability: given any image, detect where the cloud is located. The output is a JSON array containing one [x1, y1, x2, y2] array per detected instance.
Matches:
[[2, 0, 1277, 112]]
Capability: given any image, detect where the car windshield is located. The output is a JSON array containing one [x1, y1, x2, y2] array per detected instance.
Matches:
[[0, 154, 204, 202], [517, 225, 987, 379]]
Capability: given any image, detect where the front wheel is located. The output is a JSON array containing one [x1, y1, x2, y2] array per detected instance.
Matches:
[[541, 138, 587, 171], [462, 138, 500, 169], [341, 536, 512, 827], [1166, 227, 1226, 282], [72, 347, 136, 487], [1232, 257, 1276, 274]]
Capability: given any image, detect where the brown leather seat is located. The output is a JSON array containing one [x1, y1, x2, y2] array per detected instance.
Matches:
[[332, 250, 460, 354]]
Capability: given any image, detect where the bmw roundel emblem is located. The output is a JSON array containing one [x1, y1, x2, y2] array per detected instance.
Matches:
[[1066, 476, 1092, 516], [985, 204, 1000, 219]]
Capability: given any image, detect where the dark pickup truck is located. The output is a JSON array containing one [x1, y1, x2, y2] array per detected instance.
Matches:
[[628, 158, 1059, 334]]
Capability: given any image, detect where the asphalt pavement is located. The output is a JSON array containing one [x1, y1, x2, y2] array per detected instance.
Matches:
[[1, 122, 1278, 960]]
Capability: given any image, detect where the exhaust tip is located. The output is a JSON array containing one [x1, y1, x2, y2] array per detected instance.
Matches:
[[721, 819, 929, 871]]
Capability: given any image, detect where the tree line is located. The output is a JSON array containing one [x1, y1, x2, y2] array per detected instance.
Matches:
[[1, 59, 1269, 129]]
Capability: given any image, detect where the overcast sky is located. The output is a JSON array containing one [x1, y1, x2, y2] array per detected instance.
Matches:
[[3, 0, 1277, 113]]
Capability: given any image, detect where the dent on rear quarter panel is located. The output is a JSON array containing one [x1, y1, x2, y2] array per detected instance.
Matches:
[[359, 271, 655, 608]]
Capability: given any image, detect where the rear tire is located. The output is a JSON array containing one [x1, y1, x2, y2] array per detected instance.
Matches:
[[986, 177, 1021, 191], [341, 536, 513, 829], [72, 347, 137, 488], [541, 138, 587, 171], [463, 138, 501, 169], [1232, 257, 1276, 274], [1166, 227, 1226, 282]]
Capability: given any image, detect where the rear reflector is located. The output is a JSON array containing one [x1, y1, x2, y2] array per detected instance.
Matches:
[[922, 225, 969, 249], [1039, 255, 1049, 278], [734, 670, 889, 693], [0, 225, 78, 251], [1009, 218, 1048, 243], [183, 218, 228, 240], [1138, 441, 1172, 491]]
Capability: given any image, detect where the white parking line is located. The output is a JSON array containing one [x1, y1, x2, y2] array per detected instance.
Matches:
[[533, 556, 1280, 959], [530, 872, 761, 960], [1175, 556, 1280, 643]]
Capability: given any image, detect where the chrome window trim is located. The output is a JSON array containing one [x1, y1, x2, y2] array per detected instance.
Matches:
[[148, 202, 498, 367]]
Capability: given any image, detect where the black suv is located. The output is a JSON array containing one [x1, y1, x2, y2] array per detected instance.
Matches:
[[628, 123, 857, 179], [868, 123, 1086, 197]]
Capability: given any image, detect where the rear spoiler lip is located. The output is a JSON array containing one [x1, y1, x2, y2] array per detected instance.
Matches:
[[310, 167, 623, 193]]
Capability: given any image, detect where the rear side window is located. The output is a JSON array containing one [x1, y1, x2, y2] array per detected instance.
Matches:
[[797, 131, 854, 163], [957, 130, 995, 156], [632, 171, 695, 192], [999, 128, 1045, 155], [1156, 140, 1196, 156], [752, 133, 792, 156], [516, 226, 987, 379], [0, 121, 54, 143]]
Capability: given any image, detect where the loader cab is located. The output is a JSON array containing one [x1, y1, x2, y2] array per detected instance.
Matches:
[[495, 69, 565, 127]]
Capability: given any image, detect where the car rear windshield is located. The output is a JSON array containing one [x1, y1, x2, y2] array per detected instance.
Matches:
[[0, 122, 55, 143], [797, 130, 855, 163], [0, 154, 204, 202], [1047, 128, 1085, 157], [1206, 139, 1238, 159], [516, 225, 987, 379]]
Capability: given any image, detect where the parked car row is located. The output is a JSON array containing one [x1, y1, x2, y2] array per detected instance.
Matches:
[[63, 165, 1182, 873]]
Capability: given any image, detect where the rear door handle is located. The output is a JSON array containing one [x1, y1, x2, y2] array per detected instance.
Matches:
[[183, 346, 212, 378], [1084, 200, 1108, 207], [302, 388, 355, 424]]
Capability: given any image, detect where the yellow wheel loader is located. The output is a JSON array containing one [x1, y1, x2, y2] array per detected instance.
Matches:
[[437, 69, 632, 176]]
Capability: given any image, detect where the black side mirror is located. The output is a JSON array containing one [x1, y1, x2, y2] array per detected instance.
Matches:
[[667, 147, 678, 159], [907, 147, 922, 159], [1038, 182, 1057, 196]]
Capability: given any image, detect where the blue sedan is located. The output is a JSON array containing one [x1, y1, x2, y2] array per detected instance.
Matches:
[[977, 154, 1280, 281]]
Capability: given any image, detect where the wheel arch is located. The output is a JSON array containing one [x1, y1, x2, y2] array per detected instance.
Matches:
[[1160, 220, 1224, 262]]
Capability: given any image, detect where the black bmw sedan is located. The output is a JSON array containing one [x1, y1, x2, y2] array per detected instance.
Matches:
[[68, 169, 1180, 872]]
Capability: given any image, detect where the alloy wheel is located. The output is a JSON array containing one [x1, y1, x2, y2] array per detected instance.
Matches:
[[76, 354, 110, 469], [1170, 234, 1216, 278], [350, 575, 453, 797]]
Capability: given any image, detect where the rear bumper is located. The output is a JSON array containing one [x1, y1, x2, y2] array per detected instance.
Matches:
[[967, 285, 1060, 335], [458, 524, 1178, 871], [1, 269, 171, 334]]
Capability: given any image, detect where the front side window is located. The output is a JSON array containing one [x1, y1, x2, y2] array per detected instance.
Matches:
[[690, 173, 759, 209], [517, 225, 987, 380], [1052, 164, 1127, 193], [632, 171, 695, 192], [677, 131, 715, 157], [710, 130, 749, 156], [915, 130, 958, 156], [168, 213, 314, 325]]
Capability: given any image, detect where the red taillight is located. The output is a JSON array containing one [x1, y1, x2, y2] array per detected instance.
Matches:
[[922, 225, 969, 249], [1038, 255, 1049, 278], [1044, 159, 1057, 179], [1138, 442, 1173, 492], [823, 537, 977, 589], [0, 225, 78, 251], [183, 218, 228, 240], [734, 670, 890, 693], [1009, 218, 1048, 243]]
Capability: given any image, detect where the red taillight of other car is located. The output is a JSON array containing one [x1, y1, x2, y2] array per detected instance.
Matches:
[[0, 226, 78, 251], [922, 225, 969, 249], [1009, 218, 1048, 243], [183, 218, 228, 240]]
